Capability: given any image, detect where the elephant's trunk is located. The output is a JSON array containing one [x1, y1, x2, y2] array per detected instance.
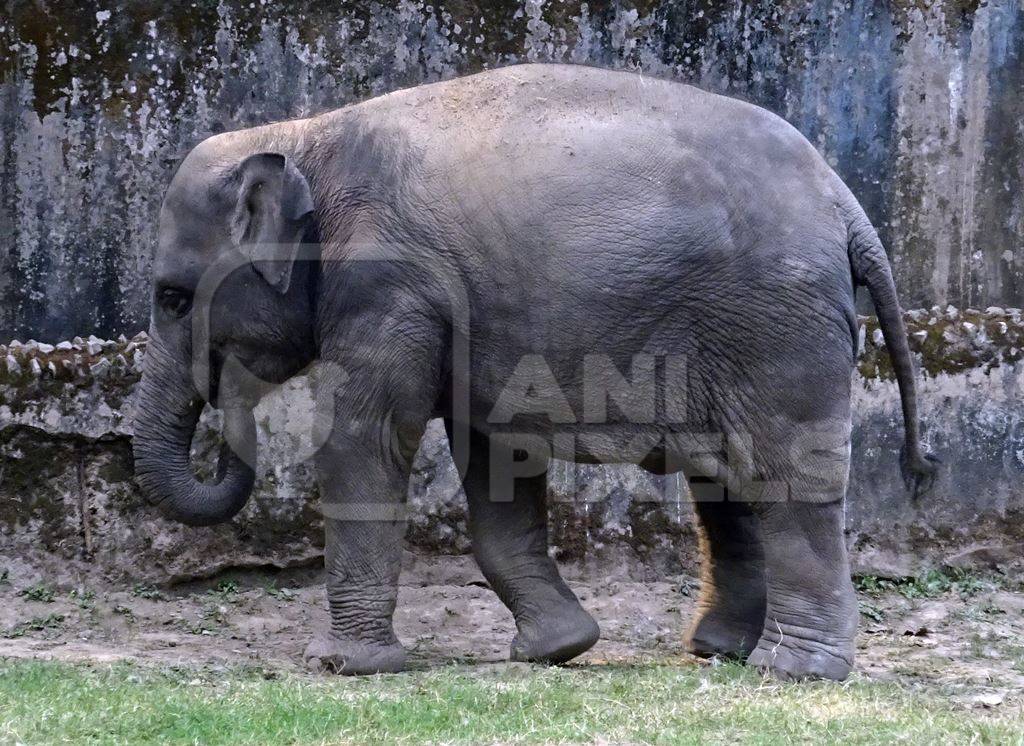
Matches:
[[132, 334, 256, 527]]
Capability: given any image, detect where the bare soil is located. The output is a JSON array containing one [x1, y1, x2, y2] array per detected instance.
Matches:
[[2, 555, 1022, 709]]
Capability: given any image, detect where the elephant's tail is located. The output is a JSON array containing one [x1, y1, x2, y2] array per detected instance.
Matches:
[[841, 191, 939, 498]]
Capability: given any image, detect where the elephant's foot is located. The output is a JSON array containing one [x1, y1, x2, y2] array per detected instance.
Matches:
[[303, 636, 406, 675], [510, 602, 600, 664], [685, 608, 763, 660], [746, 624, 853, 681]]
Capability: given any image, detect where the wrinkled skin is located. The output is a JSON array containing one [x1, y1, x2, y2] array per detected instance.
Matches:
[[133, 64, 937, 680]]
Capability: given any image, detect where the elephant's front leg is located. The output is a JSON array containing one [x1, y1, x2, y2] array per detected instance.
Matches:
[[746, 498, 858, 681], [449, 424, 600, 663], [303, 426, 417, 674]]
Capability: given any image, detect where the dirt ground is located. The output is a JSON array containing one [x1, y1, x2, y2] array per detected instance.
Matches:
[[2, 555, 1023, 709]]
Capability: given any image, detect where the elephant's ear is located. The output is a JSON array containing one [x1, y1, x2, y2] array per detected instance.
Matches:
[[229, 152, 314, 293]]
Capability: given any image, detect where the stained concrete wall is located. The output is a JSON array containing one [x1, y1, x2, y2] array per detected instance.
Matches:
[[2, 309, 1022, 583], [1, 1, 1023, 341]]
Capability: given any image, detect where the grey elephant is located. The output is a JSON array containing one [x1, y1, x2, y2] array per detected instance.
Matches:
[[133, 63, 936, 680]]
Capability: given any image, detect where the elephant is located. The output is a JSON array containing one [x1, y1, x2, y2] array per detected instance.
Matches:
[[133, 63, 937, 681]]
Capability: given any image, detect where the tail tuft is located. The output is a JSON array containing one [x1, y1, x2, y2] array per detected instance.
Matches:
[[899, 445, 940, 500]]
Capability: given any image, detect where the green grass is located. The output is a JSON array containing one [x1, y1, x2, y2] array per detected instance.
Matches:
[[18, 584, 56, 603], [0, 659, 1019, 745], [853, 568, 992, 600]]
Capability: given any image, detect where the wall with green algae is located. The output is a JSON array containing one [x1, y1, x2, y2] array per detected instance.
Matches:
[[1, 0, 1023, 341]]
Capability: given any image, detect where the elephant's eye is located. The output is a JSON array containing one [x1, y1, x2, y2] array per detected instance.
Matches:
[[157, 286, 193, 318]]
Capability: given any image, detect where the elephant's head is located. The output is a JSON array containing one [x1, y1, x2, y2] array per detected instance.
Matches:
[[133, 132, 318, 526]]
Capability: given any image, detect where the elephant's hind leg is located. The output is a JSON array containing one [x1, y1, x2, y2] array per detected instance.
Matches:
[[689, 342, 858, 680], [685, 485, 767, 660], [448, 423, 600, 664], [745, 495, 857, 681], [736, 408, 857, 680]]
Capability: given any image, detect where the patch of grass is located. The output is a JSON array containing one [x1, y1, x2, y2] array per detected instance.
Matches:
[[69, 588, 96, 609], [263, 584, 295, 601], [19, 584, 55, 603], [0, 659, 1019, 744], [854, 574, 891, 595], [3, 614, 65, 639], [1007, 645, 1024, 674], [854, 569, 991, 600], [967, 634, 1024, 674], [131, 583, 163, 601], [211, 580, 239, 600], [859, 600, 885, 622], [968, 632, 990, 658]]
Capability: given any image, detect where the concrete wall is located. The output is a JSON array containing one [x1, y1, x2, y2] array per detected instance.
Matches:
[[1, 0, 1023, 341], [2, 309, 1022, 583]]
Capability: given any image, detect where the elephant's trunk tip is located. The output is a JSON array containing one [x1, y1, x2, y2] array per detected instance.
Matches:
[[132, 343, 258, 527]]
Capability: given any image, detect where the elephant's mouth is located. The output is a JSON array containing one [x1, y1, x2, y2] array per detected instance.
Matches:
[[202, 345, 271, 411], [207, 347, 224, 408]]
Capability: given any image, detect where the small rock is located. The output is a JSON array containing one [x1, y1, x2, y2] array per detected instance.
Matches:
[[117, 334, 128, 344], [86, 341, 103, 356], [132, 349, 145, 371], [24, 339, 39, 352], [965, 307, 980, 316], [872, 328, 885, 347], [944, 542, 1024, 568], [89, 358, 112, 379], [29, 358, 42, 377], [9, 339, 22, 348], [46, 361, 57, 377], [984, 306, 1005, 317], [132, 331, 149, 342], [912, 330, 927, 343], [114, 353, 128, 368], [5, 354, 20, 375], [905, 309, 925, 322], [55, 341, 73, 351], [945, 305, 959, 320], [72, 336, 85, 346], [37, 342, 55, 354], [901, 626, 928, 637], [102, 339, 117, 350], [125, 342, 137, 355], [962, 322, 977, 335], [971, 692, 1004, 708]]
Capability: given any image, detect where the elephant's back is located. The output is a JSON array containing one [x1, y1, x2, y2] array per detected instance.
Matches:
[[353, 63, 831, 182], [314, 64, 858, 381], [325, 63, 853, 332], [355, 63, 845, 255], [385, 65, 848, 290]]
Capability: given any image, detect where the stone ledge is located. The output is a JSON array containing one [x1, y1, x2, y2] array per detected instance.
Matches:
[[2, 308, 1023, 584]]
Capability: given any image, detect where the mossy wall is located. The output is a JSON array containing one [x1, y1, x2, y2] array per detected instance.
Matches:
[[1, 0, 1022, 340]]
